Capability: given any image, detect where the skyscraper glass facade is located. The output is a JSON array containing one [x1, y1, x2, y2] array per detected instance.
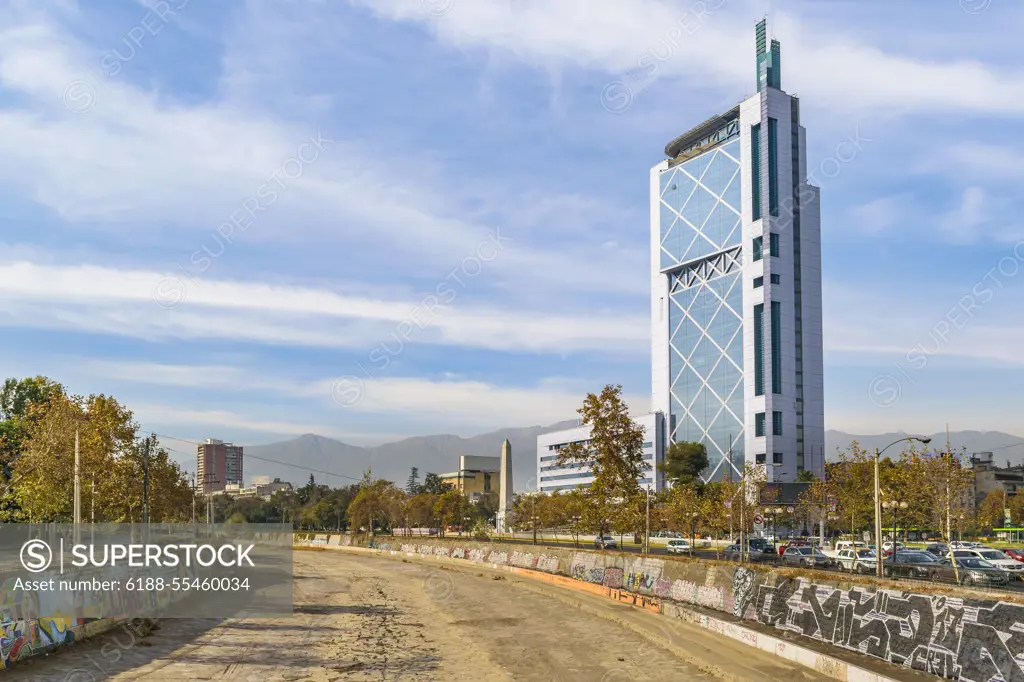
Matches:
[[659, 138, 745, 479]]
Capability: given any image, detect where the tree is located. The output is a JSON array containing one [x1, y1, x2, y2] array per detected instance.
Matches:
[[911, 445, 974, 582], [659, 441, 709, 487], [406, 467, 421, 495], [977, 490, 1005, 531], [664, 482, 704, 549], [421, 472, 450, 495], [557, 385, 648, 542], [347, 478, 399, 535], [434, 489, 471, 537], [796, 469, 816, 483]]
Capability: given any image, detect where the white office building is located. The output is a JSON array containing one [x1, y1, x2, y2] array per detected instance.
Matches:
[[536, 413, 666, 494], [650, 20, 825, 483]]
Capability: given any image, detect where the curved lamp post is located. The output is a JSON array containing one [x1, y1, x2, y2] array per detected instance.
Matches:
[[874, 436, 931, 577]]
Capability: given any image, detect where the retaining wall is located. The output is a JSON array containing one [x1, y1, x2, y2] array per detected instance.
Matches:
[[300, 534, 1024, 682]]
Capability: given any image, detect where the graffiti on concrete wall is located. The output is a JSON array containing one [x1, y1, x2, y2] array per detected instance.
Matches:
[[450, 547, 466, 559], [741, 574, 1024, 682], [603, 567, 624, 589], [537, 555, 560, 573], [468, 549, 486, 563], [669, 580, 725, 611], [510, 551, 538, 569], [732, 567, 759, 619], [487, 551, 508, 565]]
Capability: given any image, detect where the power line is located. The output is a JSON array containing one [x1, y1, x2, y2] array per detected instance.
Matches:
[[148, 431, 364, 483]]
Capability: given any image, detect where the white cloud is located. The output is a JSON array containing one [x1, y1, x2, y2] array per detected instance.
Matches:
[[849, 195, 912, 235], [84, 360, 651, 431], [349, 0, 1024, 117], [0, 8, 646, 301], [0, 261, 649, 354]]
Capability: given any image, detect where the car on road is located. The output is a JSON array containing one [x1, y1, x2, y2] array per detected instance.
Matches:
[[827, 540, 869, 557], [928, 557, 1009, 586], [881, 541, 906, 555], [594, 535, 617, 549], [1003, 548, 1024, 562], [781, 546, 833, 568], [957, 548, 1024, 579], [666, 539, 691, 554], [925, 543, 950, 557], [881, 551, 939, 579], [835, 548, 877, 574], [722, 540, 776, 562], [778, 538, 811, 557]]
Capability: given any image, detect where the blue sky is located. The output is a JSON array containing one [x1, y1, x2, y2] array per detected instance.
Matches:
[[1, 0, 1022, 473]]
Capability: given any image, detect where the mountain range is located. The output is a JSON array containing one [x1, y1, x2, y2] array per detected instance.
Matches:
[[236, 425, 1024, 492]]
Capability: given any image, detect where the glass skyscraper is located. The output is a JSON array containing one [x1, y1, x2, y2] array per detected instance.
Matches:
[[650, 20, 824, 483]]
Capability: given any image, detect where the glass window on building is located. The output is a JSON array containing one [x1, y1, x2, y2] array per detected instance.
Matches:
[[754, 303, 765, 396], [769, 232, 780, 257], [773, 452, 783, 465], [772, 411, 783, 435], [755, 412, 766, 437], [753, 276, 763, 288], [756, 453, 766, 464], [770, 274, 780, 284], [753, 236, 763, 261]]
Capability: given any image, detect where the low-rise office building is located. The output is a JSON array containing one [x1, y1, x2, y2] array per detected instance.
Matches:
[[439, 455, 500, 503], [536, 413, 666, 494]]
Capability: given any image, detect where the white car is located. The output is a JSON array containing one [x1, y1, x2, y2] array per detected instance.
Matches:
[[594, 535, 618, 549], [949, 541, 978, 549], [962, 548, 1024, 578], [825, 540, 868, 558], [666, 539, 691, 554], [882, 541, 906, 553], [836, 548, 877, 574]]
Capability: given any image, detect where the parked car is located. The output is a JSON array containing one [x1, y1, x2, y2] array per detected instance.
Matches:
[[928, 557, 1009, 586], [881, 541, 907, 554], [959, 548, 1024, 579], [881, 551, 939, 579], [594, 535, 617, 549], [666, 539, 691, 555], [836, 548, 877, 574], [1003, 548, 1024, 562], [949, 541, 978, 549], [827, 540, 869, 557], [722, 540, 775, 562], [778, 538, 811, 557], [925, 543, 950, 557], [781, 546, 833, 568]]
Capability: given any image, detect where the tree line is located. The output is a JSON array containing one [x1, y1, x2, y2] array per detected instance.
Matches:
[[0, 376, 193, 522]]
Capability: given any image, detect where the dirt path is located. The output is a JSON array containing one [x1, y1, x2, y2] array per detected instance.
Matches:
[[5, 549, 822, 681]]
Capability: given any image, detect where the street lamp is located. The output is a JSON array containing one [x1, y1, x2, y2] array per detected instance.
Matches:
[[644, 485, 653, 556], [882, 499, 908, 549], [689, 512, 699, 556], [874, 436, 931, 577]]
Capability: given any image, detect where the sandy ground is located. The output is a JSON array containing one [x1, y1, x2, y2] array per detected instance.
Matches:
[[6, 549, 830, 681]]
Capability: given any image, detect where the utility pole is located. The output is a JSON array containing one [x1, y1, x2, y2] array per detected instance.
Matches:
[[874, 447, 883, 578], [142, 435, 150, 525], [74, 426, 81, 525], [644, 485, 651, 555]]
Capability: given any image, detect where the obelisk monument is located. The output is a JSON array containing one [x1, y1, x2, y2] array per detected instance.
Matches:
[[496, 439, 513, 534]]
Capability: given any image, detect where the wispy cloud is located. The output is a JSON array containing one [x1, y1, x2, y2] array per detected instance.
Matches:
[[0, 262, 649, 354]]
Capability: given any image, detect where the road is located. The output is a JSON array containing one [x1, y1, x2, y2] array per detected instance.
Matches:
[[8, 549, 833, 681], [488, 536, 1024, 594]]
